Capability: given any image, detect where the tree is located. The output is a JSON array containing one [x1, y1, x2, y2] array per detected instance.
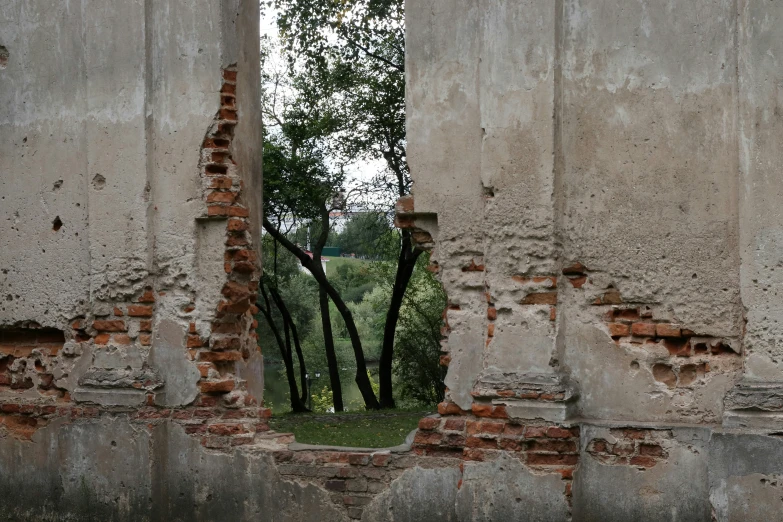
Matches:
[[273, 0, 421, 408], [261, 41, 380, 410], [392, 253, 447, 405], [257, 234, 310, 412]]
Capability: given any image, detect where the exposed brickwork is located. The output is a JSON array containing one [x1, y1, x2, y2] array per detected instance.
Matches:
[[271, 447, 444, 520], [412, 411, 578, 501], [586, 428, 671, 469], [0, 66, 261, 442]]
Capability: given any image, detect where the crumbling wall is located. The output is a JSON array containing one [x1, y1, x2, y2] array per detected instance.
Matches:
[[403, 0, 783, 520], [4, 0, 783, 520]]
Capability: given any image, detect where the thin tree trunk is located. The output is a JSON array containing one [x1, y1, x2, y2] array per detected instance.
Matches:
[[259, 283, 309, 413], [319, 286, 344, 411], [263, 217, 381, 409], [378, 231, 422, 408], [268, 285, 309, 405]]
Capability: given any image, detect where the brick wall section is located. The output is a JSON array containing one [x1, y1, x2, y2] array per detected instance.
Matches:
[[560, 261, 742, 390], [0, 328, 67, 397], [417, 406, 578, 500], [271, 447, 455, 520], [192, 66, 261, 411], [586, 428, 670, 469]]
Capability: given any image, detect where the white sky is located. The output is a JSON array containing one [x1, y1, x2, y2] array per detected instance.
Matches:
[[259, 6, 385, 188]]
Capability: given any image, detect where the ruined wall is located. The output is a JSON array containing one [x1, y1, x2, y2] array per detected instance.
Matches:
[[3, 0, 783, 521], [402, 0, 783, 520]]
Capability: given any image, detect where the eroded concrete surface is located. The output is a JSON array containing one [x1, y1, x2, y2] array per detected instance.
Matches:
[[3, 0, 783, 519]]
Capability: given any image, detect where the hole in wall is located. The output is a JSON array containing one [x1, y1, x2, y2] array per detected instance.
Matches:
[[0, 46, 8, 69], [92, 174, 106, 190], [52, 217, 62, 231]]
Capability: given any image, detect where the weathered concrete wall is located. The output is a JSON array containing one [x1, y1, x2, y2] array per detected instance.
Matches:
[[4, 0, 783, 520], [403, 0, 783, 519], [0, 0, 263, 409]]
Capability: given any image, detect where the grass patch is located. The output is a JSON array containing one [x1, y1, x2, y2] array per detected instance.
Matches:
[[268, 410, 427, 448], [323, 256, 367, 278]]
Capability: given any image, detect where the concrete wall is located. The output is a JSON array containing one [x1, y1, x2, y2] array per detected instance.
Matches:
[[404, 0, 783, 519], [4, 0, 783, 520]]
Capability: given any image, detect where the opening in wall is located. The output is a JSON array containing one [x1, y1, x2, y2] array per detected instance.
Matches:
[[256, 0, 446, 450]]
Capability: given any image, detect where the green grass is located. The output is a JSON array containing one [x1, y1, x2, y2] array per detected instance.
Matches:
[[268, 410, 426, 448], [323, 256, 367, 278]]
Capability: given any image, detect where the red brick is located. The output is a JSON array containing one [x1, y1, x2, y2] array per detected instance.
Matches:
[[418, 417, 440, 430], [528, 440, 577, 453], [112, 334, 132, 345], [503, 423, 526, 436], [138, 289, 156, 303], [655, 324, 682, 338], [487, 307, 497, 321], [621, 429, 648, 440], [525, 426, 548, 438], [228, 206, 250, 218], [139, 334, 151, 346], [526, 453, 579, 466], [127, 305, 153, 318], [463, 448, 488, 461], [639, 443, 664, 456], [207, 191, 237, 204], [444, 418, 466, 431], [227, 219, 248, 232], [94, 333, 110, 345], [546, 426, 579, 439], [113, 307, 124, 317], [471, 403, 508, 419], [208, 423, 248, 436], [608, 323, 630, 337], [466, 436, 498, 449], [199, 380, 235, 394], [209, 177, 233, 190], [348, 453, 370, 466], [466, 420, 504, 436], [520, 292, 558, 305], [211, 337, 240, 351], [372, 454, 391, 467], [631, 322, 656, 337], [413, 431, 442, 446], [187, 335, 204, 348], [437, 402, 466, 416], [569, 275, 587, 288], [219, 108, 237, 121], [223, 69, 237, 82], [93, 320, 126, 332], [208, 205, 229, 217], [221, 83, 236, 95]]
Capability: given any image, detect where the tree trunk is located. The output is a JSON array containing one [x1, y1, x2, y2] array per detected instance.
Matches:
[[319, 286, 344, 411], [378, 231, 422, 408], [259, 283, 309, 413], [268, 285, 309, 405], [263, 217, 381, 409]]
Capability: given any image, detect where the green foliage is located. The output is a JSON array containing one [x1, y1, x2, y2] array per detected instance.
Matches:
[[332, 261, 376, 297], [310, 386, 334, 413], [392, 253, 447, 405], [333, 212, 398, 259]]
